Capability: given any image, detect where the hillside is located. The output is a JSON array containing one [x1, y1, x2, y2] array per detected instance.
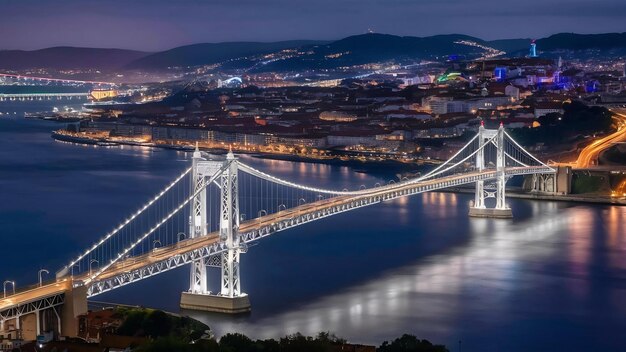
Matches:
[[487, 38, 531, 53], [2, 32, 626, 72], [537, 32, 626, 51], [126, 40, 325, 69], [254, 33, 489, 71]]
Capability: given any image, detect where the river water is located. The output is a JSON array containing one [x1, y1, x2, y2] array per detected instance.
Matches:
[[1, 102, 626, 351]]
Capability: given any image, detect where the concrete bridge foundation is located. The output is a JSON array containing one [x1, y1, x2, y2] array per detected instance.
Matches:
[[180, 292, 251, 314], [61, 285, 88, 337]]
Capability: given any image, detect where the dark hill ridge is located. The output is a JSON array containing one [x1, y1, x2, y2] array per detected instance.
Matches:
[[487, 38, 531, 53], [321, 33, 484, 54], [127, 40, 326, 69], [0, 47, 149, 70], [255, 33, 489, 72], [537, 32, 626, 51], [2, 32, 626, 72]]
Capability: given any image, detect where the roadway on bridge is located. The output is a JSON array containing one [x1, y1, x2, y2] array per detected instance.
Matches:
[[0, 280, 70, 311]]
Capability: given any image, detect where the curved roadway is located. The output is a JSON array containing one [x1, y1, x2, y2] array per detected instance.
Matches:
[[575, 109, 626, 168]]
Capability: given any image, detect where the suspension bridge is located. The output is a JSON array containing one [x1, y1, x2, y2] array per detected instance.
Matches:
[[0, 124, 555, 340], [0, 73, 115, 86]]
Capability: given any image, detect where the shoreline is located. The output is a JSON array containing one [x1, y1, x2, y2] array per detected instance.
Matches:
[[51, 131, 430, 175], [51, 131, 625, 207]]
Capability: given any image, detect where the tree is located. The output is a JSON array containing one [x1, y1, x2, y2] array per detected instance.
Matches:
[[256, 338, 281, 352], [220, 332, 257, 352], [116, 309, 147, 336], [135, 336, 190, 352], [510, 101, 613, 147], [377, 334, 449, 352], [142, 310, 172, 338]]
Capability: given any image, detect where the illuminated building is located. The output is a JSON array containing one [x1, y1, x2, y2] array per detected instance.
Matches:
[[89, 89, 118, 101], [494, 67, 507, 81], [319, 111, 358, 122], [534, 102, 564, 118], [218, 77, 243, 88], [529, 40, 538, 58]]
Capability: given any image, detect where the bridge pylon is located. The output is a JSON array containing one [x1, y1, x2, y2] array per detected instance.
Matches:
[[469, 123, 513, 218], [180, 147, 251, 313], [188, 146, 208, 295]]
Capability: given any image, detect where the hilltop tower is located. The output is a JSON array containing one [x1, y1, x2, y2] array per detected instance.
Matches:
[[529, 40, 538, 58]]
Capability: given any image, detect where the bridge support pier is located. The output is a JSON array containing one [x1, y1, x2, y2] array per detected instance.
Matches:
[[469, 123, 513, 219], [180, 292, 251, 314], [61, 285, 88, 337], [180, 148, 251, 314]]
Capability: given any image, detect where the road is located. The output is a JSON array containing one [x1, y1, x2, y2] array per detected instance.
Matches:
[[0, 280, 70, 311], [574, 109, 626, 168]]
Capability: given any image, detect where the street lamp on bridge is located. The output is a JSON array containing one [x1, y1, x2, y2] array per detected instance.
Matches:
[[3, 280, 15, 298], [38, 269, 49, 287], [70, 263, 80, 279], [257, 206, 266, 223], [89, 259, 99, 277]]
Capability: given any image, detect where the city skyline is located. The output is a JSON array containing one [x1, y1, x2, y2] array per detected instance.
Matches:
[[0, 0, 625, 51]]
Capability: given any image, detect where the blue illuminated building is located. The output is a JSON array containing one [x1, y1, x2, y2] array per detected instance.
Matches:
[[494, 67, 507, 81], [529, 40, 538, 57]]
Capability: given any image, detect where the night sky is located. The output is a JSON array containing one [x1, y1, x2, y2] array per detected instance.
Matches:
[[1, 0, 625, 51]]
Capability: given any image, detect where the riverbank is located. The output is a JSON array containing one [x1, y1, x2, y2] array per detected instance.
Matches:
[[51, 130, 431, 176], [251, 152, 430, 175], [51, 130, 626, 206]]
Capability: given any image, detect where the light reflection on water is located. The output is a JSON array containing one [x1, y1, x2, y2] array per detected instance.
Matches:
[[189, 202, 626, 351]]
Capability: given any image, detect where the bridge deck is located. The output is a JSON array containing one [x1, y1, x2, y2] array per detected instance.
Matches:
[[0, 280, 70, 311]]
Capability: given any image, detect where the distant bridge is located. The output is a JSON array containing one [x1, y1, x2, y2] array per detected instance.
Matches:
[[0, 93, 90, 101], [0, 73, 115, 86]]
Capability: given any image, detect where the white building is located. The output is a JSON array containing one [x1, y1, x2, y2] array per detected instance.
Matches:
[[505, 85, 520, 100], [422, 96, 454, 115]]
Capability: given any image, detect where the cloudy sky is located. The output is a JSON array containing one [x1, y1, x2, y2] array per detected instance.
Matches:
[[1, 0, 624, 51]]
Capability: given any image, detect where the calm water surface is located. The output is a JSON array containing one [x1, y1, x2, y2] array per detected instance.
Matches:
[[1, 102, 626, 351]]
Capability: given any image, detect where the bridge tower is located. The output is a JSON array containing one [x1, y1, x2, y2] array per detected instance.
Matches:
[[188, 146, 208, 295], [219, 151, 242, 298], [469, 123, 513, 218], [180, 147, 251, 313]]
